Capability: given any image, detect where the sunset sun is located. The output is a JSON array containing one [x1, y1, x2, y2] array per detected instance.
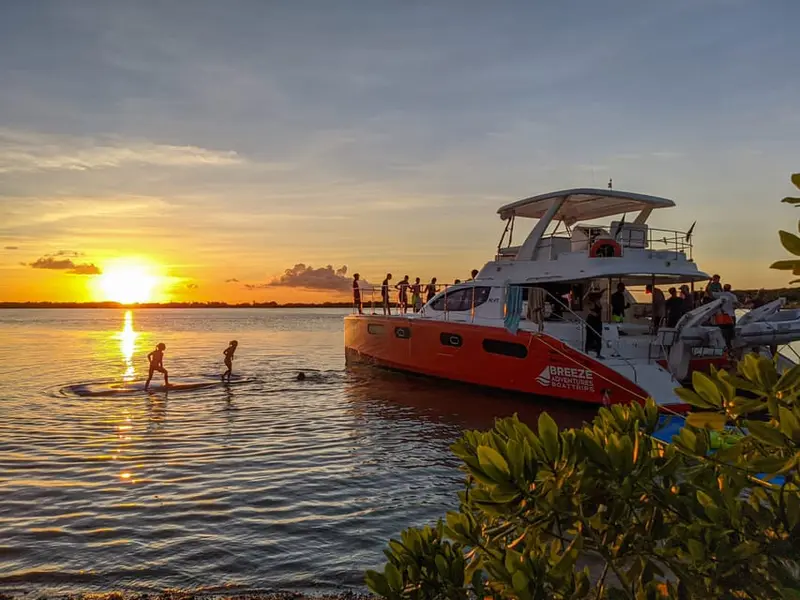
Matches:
[[97, 262, 160, 304]]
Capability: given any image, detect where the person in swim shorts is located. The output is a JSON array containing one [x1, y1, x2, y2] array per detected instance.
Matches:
[[145, 343, 169, 390], [222, 340, 238, 382]]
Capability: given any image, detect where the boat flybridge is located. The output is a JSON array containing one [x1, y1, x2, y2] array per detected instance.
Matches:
[[344, 188, 800, 412]]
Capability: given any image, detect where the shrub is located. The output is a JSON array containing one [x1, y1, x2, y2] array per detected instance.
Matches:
[[772, 173, 800, 284], [366, 356, 800, 599]]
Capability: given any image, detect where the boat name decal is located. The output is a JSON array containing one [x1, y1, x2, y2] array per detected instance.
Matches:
[[536, 365, 595, 392], [691, 347, 725, 357]]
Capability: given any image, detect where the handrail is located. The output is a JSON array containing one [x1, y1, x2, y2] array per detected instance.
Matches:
[[353, 282, 654, 372], [497, 225, 693, 261]]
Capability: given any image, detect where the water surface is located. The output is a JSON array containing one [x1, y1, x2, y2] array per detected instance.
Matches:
[[0, 308, 594, 596]]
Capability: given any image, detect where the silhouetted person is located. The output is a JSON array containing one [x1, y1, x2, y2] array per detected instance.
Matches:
[[222, 340, 238, 382], [610, 282, 629, 323], [352, 273, 362, 314], [395, 275, 410, 314], [296, 372, 306, 381], [469, 269, 479, 280], [145, 343, 169, 390], [680, 285, 694, 314], [411, 277, 422, 312], [705, 274, 723, 297], [454, 279, 461, 285], [749, 289, 767, 309], [381, 273, 392, 315], [646, 284, 665, 333], [426, 277, 437, 302], [665, 287, 684, 327], [585, 291, 604, 358]]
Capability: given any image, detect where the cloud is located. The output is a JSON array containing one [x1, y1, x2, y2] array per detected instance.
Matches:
[[0, 128, 245, 174], [186, 283, 199, 289], [29, 255, 101, 275], [4, 246, 18, 250], [69, 263, 102, 275], [262, 263, 353, 291], [225, 278, 240, 283]]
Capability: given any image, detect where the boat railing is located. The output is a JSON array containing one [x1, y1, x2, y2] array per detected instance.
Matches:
[[351, 283, 651, 372], [356, 283, 472, 317], [498, 226, 693, 260]]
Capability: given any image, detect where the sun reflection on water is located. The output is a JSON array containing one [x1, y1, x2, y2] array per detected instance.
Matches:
[[118, 310, 138, 381]]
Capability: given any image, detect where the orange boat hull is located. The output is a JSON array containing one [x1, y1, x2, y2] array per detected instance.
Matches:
[[344, 315, 667, 407]]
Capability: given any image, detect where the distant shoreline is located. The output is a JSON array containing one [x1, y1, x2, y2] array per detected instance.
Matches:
[[0, 302, 354, 309], [1, 287, 797, 310]]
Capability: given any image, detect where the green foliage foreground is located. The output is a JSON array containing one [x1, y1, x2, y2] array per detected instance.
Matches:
[[366, 354, 800, 599], [772, 173, 800, 284]]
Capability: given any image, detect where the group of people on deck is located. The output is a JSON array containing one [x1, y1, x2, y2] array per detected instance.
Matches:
[[351, 269, 480, 315], [585, 273, 762, 357]]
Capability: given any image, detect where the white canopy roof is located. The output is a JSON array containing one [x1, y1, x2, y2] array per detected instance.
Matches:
[[498, 188, 675, 223]]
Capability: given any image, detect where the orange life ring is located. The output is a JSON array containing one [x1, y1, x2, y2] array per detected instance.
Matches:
[[589, 238, 622, 258]]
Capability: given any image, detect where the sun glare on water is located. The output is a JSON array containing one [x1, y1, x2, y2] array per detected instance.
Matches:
[[97, 262, 160, 304]]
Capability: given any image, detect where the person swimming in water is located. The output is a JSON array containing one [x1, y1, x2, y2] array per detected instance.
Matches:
[[145, 343, 169, 390], [222, 340, 238, 382], [296, 372, 306, 381]]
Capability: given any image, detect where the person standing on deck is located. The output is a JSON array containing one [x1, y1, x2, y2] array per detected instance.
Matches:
[[411, 277, 422, 312], [395, 275, 410, 314], [705, 274, 723, 299], [665, 287, 684, 327], [646, 284, 665, 333], [468, 269, 479, 281], [680, 285, 694, 314], [585, 291, 604, 358], [713, 283, 741, 350], [352, 273, 362, 314], [610, 282, 630, 323], [425, 277, 437, 303], [748, 289, 767, 309], [381, 273, 392, 315]]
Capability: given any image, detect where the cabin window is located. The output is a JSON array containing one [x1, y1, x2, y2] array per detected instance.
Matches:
[[430, 287, 492, 312], [394, 326, 411, 339], [367, 324, 385, 335], [482, 339, 528, 359], [439, 333, 463, 348]]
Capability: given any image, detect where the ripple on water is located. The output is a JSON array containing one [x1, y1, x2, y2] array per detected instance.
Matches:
[[0, 308, 597, 596]]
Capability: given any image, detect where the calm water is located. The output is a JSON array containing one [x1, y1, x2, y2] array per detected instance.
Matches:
[[0, 308, 594, 596]]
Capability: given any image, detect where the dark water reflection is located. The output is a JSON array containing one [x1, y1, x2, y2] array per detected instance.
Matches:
[[0, 308, 595, 596]]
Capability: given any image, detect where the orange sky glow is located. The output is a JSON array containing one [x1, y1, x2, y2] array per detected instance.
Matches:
[[1, 3, 798, 303]]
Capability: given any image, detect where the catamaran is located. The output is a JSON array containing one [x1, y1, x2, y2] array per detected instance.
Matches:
[[344, 188, 800, 412]]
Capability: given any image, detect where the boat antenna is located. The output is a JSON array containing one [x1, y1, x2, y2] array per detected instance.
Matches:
[[614, 212, 626, 240], [685, 220, 696, 243]]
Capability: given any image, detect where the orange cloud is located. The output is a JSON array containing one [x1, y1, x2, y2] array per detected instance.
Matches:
[[29, 255, 101, 275]]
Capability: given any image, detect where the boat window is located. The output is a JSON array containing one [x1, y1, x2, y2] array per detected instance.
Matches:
[[439, 333, 463, 348], [367, 324, 385, 335], [394, 326, 411, 339], [429, 287, 492, 312], [482, 339, 528, 359]]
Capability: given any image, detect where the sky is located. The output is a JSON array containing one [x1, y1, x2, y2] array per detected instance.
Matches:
[[1, 0, 799, 303]]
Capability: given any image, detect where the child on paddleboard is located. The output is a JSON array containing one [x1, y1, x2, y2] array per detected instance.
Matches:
[[222, 340, 238, 382], [145, 343, 169, 390]]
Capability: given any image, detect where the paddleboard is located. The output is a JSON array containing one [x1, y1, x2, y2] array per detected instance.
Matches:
[[66, 377, 225, 397]]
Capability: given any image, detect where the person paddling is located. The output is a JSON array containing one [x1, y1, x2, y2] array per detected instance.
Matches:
[[145, 343, 169, 390], [222, 340, 238, 382]]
